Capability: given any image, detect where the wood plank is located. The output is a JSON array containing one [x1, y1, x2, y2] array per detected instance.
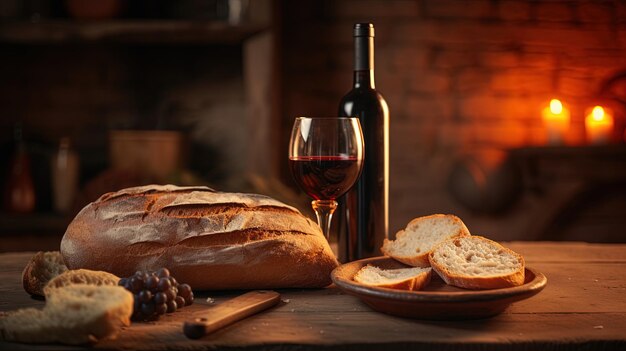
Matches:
[[507, 241, 626, 263]]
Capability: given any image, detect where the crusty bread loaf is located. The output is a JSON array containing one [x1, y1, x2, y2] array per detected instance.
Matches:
[[0, 284, 132, 344], [43, 269, 120, 296], [381, 214, 470, 267], [61, 185, 338, 290], [428, 236, 525, 289], [22, 251, 68, 296], [354, 265, 432, 291]]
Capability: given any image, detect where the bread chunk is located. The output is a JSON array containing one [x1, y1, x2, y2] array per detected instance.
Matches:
[[429, 236, 525, 289], [354, 265, 432, 291], [43, 269, 120, 296], [22, 251, 68, 296], [0, 284, 132, 344], [381, 214, 470, 267]]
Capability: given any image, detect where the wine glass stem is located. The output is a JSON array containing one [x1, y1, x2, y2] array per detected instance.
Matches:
[[311, 200, 338, 240]]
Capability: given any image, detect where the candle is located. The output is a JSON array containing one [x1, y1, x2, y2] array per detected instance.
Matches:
[[585, 106, 613, 145], [542, 99, 570, 145]]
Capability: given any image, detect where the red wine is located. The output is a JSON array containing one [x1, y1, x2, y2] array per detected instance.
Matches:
[[337, 23, 389, 261], [289, 156, 363, 201]]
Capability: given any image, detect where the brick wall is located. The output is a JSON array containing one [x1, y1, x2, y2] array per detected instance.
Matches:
[[280, 0, 626, 241]]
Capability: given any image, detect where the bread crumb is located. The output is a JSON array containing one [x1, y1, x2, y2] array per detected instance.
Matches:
[[206, 297, 215, 304], [593, 325, 604, 329], [319, 330, 324, 334], [252, 327, 257, 330], [282, 299, 290, 303], [594, 279, 599, 282], [290, 309, 295, 312]]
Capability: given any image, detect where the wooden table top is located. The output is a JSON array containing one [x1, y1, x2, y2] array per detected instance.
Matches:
[[1, 242, 625, 350]]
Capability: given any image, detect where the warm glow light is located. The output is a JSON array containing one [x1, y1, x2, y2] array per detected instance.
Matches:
[[550, 99, 563, 114], [542, 98, 569, 145], [585, 105, 613, 144], [592, 106, 605, 121]]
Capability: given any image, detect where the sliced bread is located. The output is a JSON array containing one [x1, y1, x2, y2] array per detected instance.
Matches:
[[43, 269, 120, 296], [354, 265, 432, 291], [381, 214, 470, 267], [0, 284, 133, 345], [22, 251, 68, 296], [428, 235, 525, 289]]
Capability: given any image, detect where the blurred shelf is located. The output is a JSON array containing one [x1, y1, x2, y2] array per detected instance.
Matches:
[[0, 20, 268, 45], [0, 212, 71, 234]]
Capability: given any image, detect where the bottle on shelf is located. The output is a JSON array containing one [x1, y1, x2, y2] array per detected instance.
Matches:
[[51, 137, 80, 214], [4, 124, 36, 213], [337, 23, 390, 262]]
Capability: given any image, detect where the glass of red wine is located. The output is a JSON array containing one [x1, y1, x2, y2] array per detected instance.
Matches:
[[288, 117, 364, 241]]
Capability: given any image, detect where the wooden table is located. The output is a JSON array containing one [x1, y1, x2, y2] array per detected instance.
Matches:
[[1, 242, 625, 350]]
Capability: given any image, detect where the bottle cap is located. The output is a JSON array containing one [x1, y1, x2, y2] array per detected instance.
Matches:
[[353, 23, 374, 37]]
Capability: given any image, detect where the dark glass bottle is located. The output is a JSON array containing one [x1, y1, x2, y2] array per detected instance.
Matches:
[[338, 23, 389, 261]]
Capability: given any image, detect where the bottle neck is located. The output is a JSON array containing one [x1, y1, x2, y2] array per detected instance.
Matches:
[[353, 70, 375, 89], [353, 34, 374, 89]]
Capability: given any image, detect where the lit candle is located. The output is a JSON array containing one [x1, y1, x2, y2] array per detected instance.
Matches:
[[585, 106, 613, 145], [542, 99, 570, 145]]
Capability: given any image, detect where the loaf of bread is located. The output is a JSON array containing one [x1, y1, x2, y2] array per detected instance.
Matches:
[[0, 284, 132, 344], [22, 251, 68, 296], [429, 236, 525, 289], [381, 214, 470, 267], [354, 265, 432, 291], [60, 185, 338, 290]]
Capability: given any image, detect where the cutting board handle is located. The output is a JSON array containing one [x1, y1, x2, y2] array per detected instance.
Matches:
[[183, 290, 281, 339]]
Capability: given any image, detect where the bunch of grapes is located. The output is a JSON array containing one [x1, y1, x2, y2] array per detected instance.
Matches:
[[118, 268, 194, 321]]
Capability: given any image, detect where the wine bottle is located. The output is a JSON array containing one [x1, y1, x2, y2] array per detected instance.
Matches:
[[338, 23, 389, 261]]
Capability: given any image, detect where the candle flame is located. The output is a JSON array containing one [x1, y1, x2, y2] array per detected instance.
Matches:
[[592, 106, 605, 121], [549, 99, 563, 114]]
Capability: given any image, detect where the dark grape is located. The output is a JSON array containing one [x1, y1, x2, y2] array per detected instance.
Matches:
[[165, 288, 176, 301], [186, 292, 194, 306], [175, 296, 186, 308], [118, 278, 127, 287], [166, 300, 177, 313], [157, 268, 170, 278], [155, 303, 167, 315], [178, 284, 191, 299], [169, 277, 178, 287], [130, 277, 143, 292], [141, 302, 155, 316], [139, 290, 152, 303], [135, 271, 149, 282], [157, 278, 172, 292], [146, 275, 159, 290], [154, 292, 167, 305]]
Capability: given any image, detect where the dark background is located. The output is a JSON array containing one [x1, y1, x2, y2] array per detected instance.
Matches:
[[2, 0, 626, 251]]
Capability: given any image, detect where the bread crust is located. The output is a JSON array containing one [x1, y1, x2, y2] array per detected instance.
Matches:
[[60, 185, 338, 290], [353, 266, 432, 291], [428, 236, 525, 290], [381, 214, 470, 267], [22, 251, 68, 296]]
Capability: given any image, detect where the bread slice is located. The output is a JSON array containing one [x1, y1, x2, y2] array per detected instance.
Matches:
[[22, 251, 68, 296], [429, 236, 525, 289], [381, 214, 470, 267], [353, 265, 432, 291], [0, 284, 133, 345], [43, 269, 120, 296]]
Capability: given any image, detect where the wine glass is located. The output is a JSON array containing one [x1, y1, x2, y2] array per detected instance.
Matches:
[[288, 117, 364, 240]]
